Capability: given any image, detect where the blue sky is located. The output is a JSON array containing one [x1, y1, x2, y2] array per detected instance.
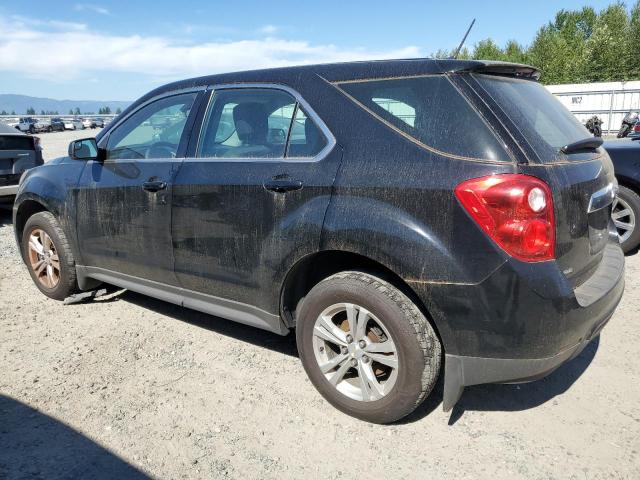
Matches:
[[0, 0, 616, 101]]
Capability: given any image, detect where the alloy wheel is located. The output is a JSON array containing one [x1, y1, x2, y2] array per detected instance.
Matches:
[[612, 196, 636, 243], [27, 228, 60, 289], [312, 303, 398, 402]]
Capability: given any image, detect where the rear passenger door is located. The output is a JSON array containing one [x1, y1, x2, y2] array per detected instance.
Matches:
[[171, 86, 341, 312]]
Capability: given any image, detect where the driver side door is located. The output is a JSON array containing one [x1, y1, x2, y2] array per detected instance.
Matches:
[[75, 91, 200, 285]]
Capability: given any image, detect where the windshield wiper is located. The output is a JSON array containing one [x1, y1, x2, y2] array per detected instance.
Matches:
[[561, 137, 603, 154]]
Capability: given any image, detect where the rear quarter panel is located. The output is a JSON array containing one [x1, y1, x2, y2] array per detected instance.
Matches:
[[316, 85, 517, 353]]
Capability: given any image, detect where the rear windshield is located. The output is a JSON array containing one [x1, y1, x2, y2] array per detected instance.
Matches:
[[0, 135, 33, 150], [474, 74, 591, 162], [337, 76, 510, 162]]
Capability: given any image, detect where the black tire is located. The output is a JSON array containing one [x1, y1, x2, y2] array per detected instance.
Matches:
[[22, 211, 79, 300], [615, 185, 640, 253], [296, 271, 441, 423]]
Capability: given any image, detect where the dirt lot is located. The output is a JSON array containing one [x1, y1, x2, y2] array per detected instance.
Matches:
[[1, 134, 639, 479], [36, 128, 104, 162]]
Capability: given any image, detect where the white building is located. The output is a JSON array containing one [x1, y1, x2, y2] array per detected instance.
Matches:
[[547, 81, 640, 134]]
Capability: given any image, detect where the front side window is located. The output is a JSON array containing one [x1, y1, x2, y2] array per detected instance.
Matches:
[[198, 88, 328, 159], [107, 93, 197, 160], [337, 75, 509, 162]]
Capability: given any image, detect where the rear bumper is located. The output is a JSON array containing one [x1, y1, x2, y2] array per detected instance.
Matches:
[[442, 304, 615, 411], [409, 242, 625, 411]]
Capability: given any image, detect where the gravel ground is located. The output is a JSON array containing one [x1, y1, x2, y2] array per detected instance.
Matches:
[[36, 128, 104, 162], [1, 134, 639, 479]]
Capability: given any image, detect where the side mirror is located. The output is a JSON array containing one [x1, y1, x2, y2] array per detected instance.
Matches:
[[69, 138, 104, 161]]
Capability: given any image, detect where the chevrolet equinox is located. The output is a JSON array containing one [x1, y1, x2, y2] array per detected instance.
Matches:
[[13, 59, 625, 423]]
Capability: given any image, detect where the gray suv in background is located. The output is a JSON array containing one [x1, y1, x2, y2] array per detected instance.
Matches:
[[0, 123, 43, 202]]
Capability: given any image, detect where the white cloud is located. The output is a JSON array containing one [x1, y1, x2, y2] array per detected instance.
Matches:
[[0, 14, 423, 81], [10, 15, 87, 31], [74, 4, 110, 15], [259, 25, 278, 35]]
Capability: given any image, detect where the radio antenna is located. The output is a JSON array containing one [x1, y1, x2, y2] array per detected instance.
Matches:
[[452, 19, 476, 59]]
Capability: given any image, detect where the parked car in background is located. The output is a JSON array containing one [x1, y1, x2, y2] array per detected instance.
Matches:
[[13, 59, 625, 423], [63, 118, 84, 130], [15, 117, 39, 134], [630, 121, 640, 139], [603, 137, 640, 252], [93, 118, 105, 128], [0, 123, 43, 202], [49, 118, 66, 132], [81, 118, 96, 129], [34, 119, 53, 133]]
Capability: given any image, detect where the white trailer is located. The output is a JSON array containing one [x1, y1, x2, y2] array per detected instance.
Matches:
[[547, 81, 640, 134]]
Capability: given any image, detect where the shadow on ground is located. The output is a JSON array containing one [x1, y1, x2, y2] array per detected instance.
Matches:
[[0, 206, 12, 226], [120, 287, 599, 425], [119, 290, 298, 357], [0, 395, 148, 479], [401, 336, 600, 425]]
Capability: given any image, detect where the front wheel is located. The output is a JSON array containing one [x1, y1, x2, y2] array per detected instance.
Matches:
[[296, 271, 441, 423], [613, 185, 640, 253], [22, 211, 79, 300]]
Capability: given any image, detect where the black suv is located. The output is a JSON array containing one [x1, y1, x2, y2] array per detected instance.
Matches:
[[13, 59, 625, 423]]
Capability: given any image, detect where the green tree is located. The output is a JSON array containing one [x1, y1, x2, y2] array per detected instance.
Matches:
[[26, 107, 36, 115], [1, 110, 7, 115], [74, 107, 81, 115], [585, 3, 631, 81], [503, 40, 528, 64], [528, 25, 572, 83], [104, 106, 111, 114], [68, 109, 74, 115], [11, 110, 15, 115], [115, 108, 122, 114], [472, 39, 504, 60]]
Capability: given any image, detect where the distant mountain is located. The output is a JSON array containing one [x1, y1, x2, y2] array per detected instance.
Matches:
[[0, 94, 131, 115]]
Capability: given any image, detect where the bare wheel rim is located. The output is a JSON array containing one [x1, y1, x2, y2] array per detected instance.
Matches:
[[612, 196, 636, 243], [27, 228, 60, 289], [312, 303, 399, 402]]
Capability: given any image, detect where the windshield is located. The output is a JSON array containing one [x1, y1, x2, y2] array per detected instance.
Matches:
[[474, 74, 591, 162]]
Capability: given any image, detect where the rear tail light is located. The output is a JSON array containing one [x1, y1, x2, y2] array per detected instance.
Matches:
[[455, 174, 555, 262], [634, 123, 640, 133]]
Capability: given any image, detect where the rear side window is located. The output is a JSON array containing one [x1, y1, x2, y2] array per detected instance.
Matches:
[[198, 89, 328, 159], [337, 76, 509, 162], [0, 135, 33, 150]]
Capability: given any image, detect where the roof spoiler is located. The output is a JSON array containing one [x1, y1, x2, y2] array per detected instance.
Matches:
[[461, 62, 541, 81]]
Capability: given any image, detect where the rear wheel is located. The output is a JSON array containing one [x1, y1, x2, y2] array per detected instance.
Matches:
[[22, 212, 79, 300], [296, 271, 441, 423], [613, 185, 640, 253]]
